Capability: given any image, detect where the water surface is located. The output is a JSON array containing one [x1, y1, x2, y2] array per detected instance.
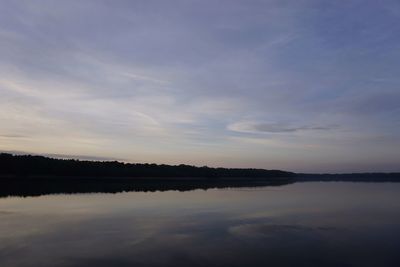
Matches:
[[1, 182, 399, 267]]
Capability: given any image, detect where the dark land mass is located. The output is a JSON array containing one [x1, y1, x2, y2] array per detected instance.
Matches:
[[0, 177, 293, 198], [0, 153, 293, 179], [0, 153, 294, 197], [0, 153, 399, 197]]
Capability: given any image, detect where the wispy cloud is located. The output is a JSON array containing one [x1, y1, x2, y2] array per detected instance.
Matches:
[[0, 134, 27, 138], [228, 121, 334, 134], [0, 0, 399, 171]]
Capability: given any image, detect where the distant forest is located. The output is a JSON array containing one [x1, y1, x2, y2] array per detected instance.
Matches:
[[0, 153, 294, 178], [0, 153, 399, 197]]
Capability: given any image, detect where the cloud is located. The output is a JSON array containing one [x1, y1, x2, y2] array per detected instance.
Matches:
[[0, 134, 27, 138], [0, 1, 399, 171], [228, 121, 333, 134]]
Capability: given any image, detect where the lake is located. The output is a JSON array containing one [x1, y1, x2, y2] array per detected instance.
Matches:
[[0, 182, 399, 267]]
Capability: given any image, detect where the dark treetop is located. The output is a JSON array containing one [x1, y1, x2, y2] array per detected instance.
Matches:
[[0, 153, 294, 179]]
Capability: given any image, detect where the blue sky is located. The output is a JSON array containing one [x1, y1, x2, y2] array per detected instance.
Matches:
[[1, 0, 399, 172]]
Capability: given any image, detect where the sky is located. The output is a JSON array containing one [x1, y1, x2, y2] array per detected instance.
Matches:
[[1, 0, 399, 173]]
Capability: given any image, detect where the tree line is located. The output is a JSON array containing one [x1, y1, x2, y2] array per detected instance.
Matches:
[[0, 153, 294, 178]]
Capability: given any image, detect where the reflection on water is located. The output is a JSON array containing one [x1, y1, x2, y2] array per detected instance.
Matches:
[[0, 179, 293, 198], [0, 182, 400, 267]]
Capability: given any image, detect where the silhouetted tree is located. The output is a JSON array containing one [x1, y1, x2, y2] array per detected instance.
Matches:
[[0, 153, 295, 178]]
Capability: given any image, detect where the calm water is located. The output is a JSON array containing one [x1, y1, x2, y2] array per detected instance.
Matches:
[[1, 182, 400, 267]]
